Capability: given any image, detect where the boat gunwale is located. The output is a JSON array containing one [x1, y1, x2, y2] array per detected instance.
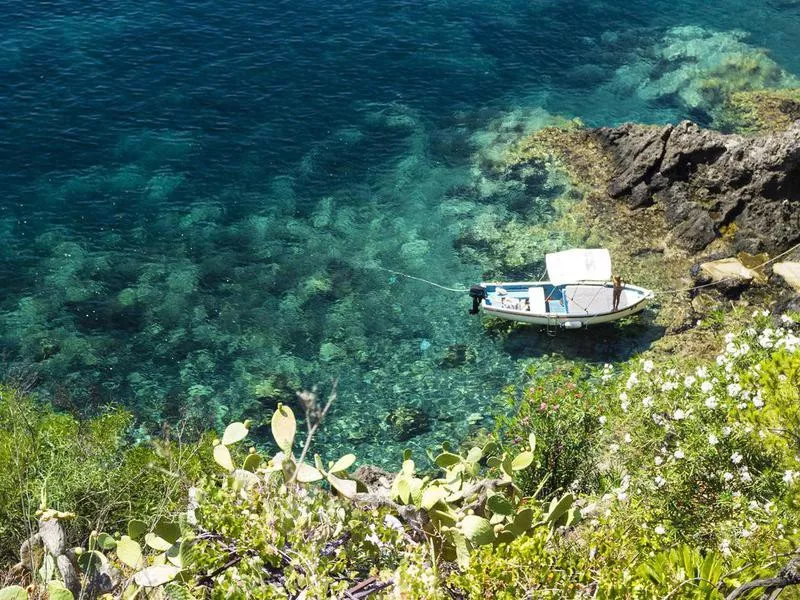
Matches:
[[479, 280, 653, 320]]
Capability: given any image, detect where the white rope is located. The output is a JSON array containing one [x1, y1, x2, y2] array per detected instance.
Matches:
[[374, 266, 471, 294], [652, 240, 800, 296]]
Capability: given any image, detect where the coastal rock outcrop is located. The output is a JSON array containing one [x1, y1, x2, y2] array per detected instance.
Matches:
[[592, 120, 800, 254]]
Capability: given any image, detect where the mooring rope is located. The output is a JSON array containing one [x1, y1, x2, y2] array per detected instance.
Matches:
[[652, 239, 800, 296], [374, 266, 471, 293], [371, 238, 800, 300]]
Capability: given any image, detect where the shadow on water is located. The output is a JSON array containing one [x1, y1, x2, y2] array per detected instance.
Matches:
[[498, 309, 666, 363]]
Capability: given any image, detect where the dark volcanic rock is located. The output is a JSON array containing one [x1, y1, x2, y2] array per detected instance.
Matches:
[[593, 120, 800, 254]]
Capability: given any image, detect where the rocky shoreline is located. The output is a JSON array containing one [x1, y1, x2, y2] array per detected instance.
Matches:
[[592, 120, 800, 255]]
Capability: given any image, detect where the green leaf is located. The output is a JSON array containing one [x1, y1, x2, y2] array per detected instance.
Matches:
[[221, 422, 249, 445], [486, 456, 501, 469], [509, 507, 533, 535], [511, 451, 534, 471], [166, 541, 194, 569], [271, 404, 296, 453], [434, 452, 461, 468], [466, 447, 483, 464], [295, 462, 324, 483], [213, 444, 234, 472], [452, 531, 470, 570], [495, 530, 516, 544], [403, 448, 412, 462], [328, 453, 356, 473], [116, 536, 143, 569], [545, 493, 574, 524], [154, 520, 181, 544], [96, 532, 117, 550], [164, 583, 193, 600], [77, 550, 106, 574], [482, 441, 498, 456], [0, 586, 27, 600], [486, 493, 514, 516], [402, 459, 415, 476], [327, 473, 357, 498], [145, 533, 174, 552], [47, 581, 74, 600], [460, 515, 494, 545], [134, 565, 182, 587], [421, 486, 448, 510], [242, 453, 262, 472], [501, 454, 514, 478], [396, 477, 411, 504], [528, 432, 536, 453], [128, 519, 148, 540]]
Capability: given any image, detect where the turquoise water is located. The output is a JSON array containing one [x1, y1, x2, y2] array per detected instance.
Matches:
[[2, 0, 799, 462]]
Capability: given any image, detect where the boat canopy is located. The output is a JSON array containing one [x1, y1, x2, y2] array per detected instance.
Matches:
[[545, 248, 612, 285]]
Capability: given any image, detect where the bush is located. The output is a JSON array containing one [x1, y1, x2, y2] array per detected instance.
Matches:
[[0, 387, 202, 563], [495, 363, 603, 498]]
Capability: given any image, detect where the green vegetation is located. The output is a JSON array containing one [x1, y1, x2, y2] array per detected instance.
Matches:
[[1, 312, 799, 598], [715, 88, 800, 133], [0, 388, 204, 564]]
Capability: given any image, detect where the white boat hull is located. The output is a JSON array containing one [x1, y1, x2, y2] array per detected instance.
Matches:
[[475, 281, 653, 328]]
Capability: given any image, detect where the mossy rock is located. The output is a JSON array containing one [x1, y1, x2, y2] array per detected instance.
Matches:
[[436, 344, 475, 368], [385, 405, 430, 441], [715, 88, 800, 133]]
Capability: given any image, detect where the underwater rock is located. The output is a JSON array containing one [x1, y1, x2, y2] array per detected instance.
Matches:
[[593, 120, 800, 254], [385, 405, 430, 441], [773, 262, 800, 293], [436, 344, 475, 368]]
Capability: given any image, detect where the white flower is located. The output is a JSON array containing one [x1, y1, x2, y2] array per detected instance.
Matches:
[[737, 402, 748, 410], [642, 359, 654, 373], [654, 525, 666, 535], [753, 396, 764, 408], [661, 381, 678, 392], [723, 472, 734, 482], [642, 396, 653, 408], [684, 375, 696, 388], [696, 366, 708, 379], [609, 443, 620, 454], [739, 466, 752, 482], [784, 470, 796, 484], [673, 409, 687, 421], [674, 449, 685, 459], [725, 332, 736, 343], [723, 426, 732, 436], [708, 433, 719, 446], [705, 396, 718, 409], [624, 433, 632, 444], [626, 374, 638, 389], [655, 456, 664, 466], [731, 452, 743, 464], [781, 314, 794, 324], [701, 381, 713, 393], [727, 383, 742, 398], [654, 476, 666, 488], [720, 539, 731, 556], [599, 416, 607, 425]]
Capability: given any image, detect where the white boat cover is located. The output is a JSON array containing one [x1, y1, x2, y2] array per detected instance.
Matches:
[[545, 248, 612, 285]]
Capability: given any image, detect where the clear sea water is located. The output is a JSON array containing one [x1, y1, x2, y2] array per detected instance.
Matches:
[[2, 0, 799, 463]]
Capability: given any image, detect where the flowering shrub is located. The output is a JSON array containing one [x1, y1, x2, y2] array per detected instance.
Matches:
[[596, 312, 800, 564], [495, 363, 603, 498]]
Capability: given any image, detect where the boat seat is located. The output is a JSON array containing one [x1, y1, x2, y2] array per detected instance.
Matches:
[[528, 287, 546, 314]]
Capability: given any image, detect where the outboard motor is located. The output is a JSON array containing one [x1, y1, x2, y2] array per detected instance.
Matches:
[[468, 284, 486, 315]]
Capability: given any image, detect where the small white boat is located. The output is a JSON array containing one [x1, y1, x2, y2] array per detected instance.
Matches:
[[468, 249, 653, 329]]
